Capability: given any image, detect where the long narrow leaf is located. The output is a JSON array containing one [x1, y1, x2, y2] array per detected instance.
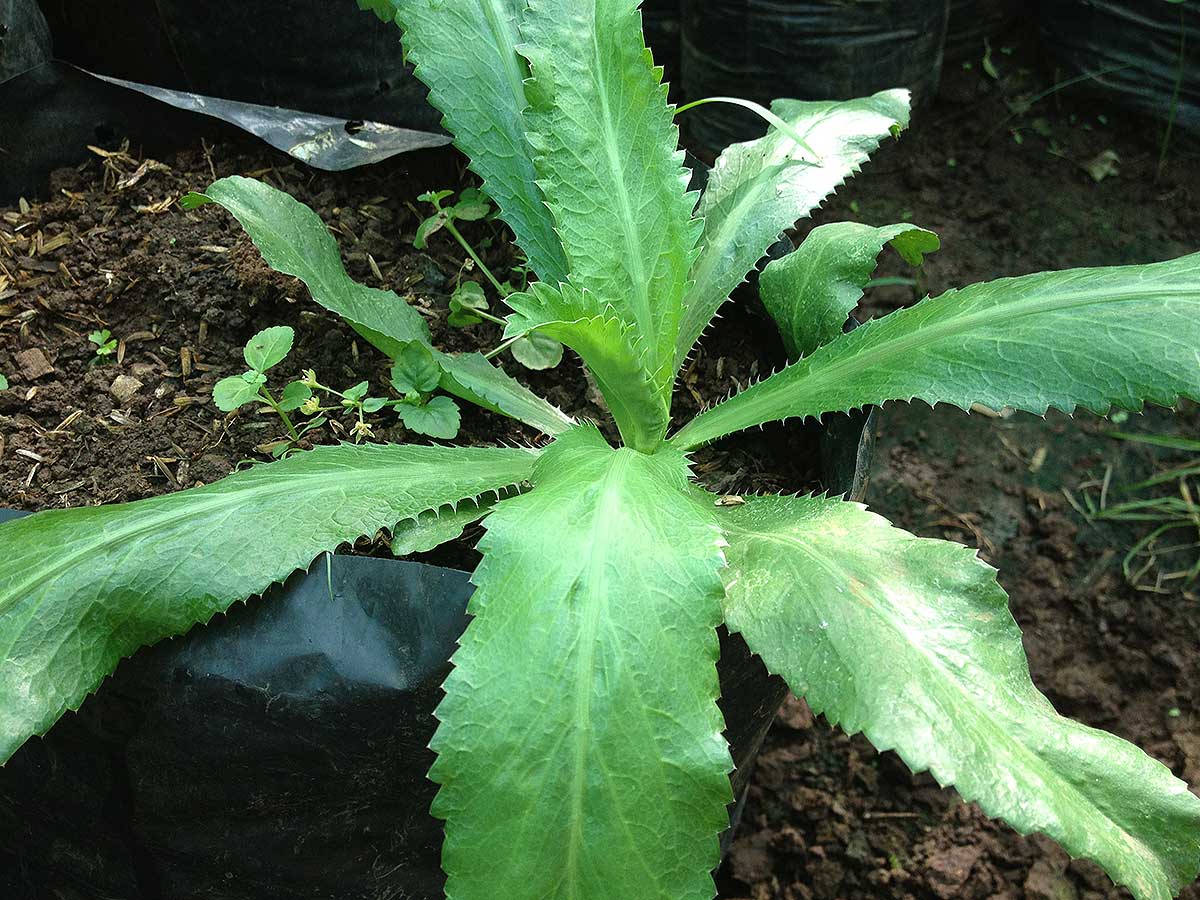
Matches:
[[675, 91, 911, 372], [674, 253, 1200, 449], [431, 426, 732, 899], [390, 0, 569, 284], [717, 494, 1200, 900], [521, 0, 700, 398], [182, 176, 431, 356], [0, 443, 537, 765], [185, 176, 572, 435]]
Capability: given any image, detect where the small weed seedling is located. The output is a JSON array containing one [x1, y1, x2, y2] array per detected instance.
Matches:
[[2, 3, 1199, 899], [87, 329, 118, 360], [213, 326, 460, 456], [0, 374, 7, 391], [416, 187, 563, 371]]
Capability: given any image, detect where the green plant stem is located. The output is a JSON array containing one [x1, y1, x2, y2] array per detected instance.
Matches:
[[1159, 6, 1187, 178], [260, 387, 301, 442], [473, 308, 509, 326], [443, 220, 508, 297], [674, 96, 821, 162], [484, 335, 522, 360]]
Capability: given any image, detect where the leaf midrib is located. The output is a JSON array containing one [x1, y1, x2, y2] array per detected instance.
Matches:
[[676, 279, 1198, 448], [732, 519, 1159, 873], [0, 461, 495, 620]]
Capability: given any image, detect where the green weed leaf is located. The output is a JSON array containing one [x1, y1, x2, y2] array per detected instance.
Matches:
[[394, 1, 569, 284], [677, 91, 911, 371], [243, 325, 294, 372], [717, 494, 1200, 900], [213, 373, 264, 412], [0, 443, 538, 765], [521, 0, 700, 397], [389, 499, 497, 558], [277, 381, 313, 412], [391, 343, 442, 394], [431, 426, 732, 899], [0, 375, 8, 391], [448, 281, 489, 327], [509, 332, 563, 371], [399, 395, 461, 439], [675, 252, 1200, 449], [761, 222, 939, 359]]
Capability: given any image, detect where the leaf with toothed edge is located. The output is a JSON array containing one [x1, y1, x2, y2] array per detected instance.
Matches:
[[504, 282, 669, 448], [0, 442, 537, 766], [389, 496, 508, 558], [675, 90, 912, 373], [673, 252, 1200, 450], [521, 0, 701, 407], [434, 351, 575, 437], [430, 426, 733, 900], [714, 493, 1200, 900], [760, 221, 939, 359], [390, 0, 569, 286]]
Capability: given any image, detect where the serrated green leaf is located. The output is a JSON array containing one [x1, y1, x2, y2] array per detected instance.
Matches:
[[399, 395, 461, 439], [212, 373, 264, 412], [521, 0, 700, 397], [0, 442, 538, 765], [277, 381, 313, 412], [431, 426, 732, 900], [676, 91, 912, 372], [189, 176, 431, 358], [761, 222, 939, 359], [509, 332, 563, 371], [505, 282, 669, 450], [394, 0, 568, 285], [389, 498, 498, 558], [243, 325, 294, 372], [434, 350, 574, 437], [674, 252, 1200, 450], [391, 342, 442, 394], [716, 493, 1200, 900]]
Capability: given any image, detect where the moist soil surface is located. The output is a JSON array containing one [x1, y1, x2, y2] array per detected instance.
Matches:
[[2, 29, 1199, 900]]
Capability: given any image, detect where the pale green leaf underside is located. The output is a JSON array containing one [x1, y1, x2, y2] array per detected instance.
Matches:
[[190, 176, 571, 436], [675, 90, 912, 372], [431, 426, 732, 900], [761, 221, 939, 359], [674, 252, 1200, 449], [717, 494, 1200, 900], [389, 497, 499, 558], [0, 443, 537, 765], [505, 282, 668, 449], [521, 0, 700, 397], [393, 0, 569, 285], [185, 176, 431, 357]]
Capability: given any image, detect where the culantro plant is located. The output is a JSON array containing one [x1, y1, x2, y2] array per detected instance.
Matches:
[[2, 2, 1199, 898]]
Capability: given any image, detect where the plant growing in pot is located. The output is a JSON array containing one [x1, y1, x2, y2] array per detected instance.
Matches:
[[3, 2, 1200, 899]]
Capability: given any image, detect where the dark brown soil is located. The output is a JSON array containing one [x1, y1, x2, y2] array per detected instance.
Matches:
[[2, 25, 1199, 900]]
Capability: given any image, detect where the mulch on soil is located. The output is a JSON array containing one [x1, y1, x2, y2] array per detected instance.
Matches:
[[1, 24, 1198, 900]]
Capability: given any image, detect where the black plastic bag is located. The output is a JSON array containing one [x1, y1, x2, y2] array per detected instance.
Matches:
[[38, 0, 439, 130], [1041, 0, 1199, 133], [0, 0, 51, 81], [680, 0, 950, 154], [643, 0, 683, 94], [945, 0, 1027, 61]]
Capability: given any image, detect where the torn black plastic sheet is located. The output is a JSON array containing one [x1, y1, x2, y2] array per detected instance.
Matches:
[[0, 62, 449, 204]]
